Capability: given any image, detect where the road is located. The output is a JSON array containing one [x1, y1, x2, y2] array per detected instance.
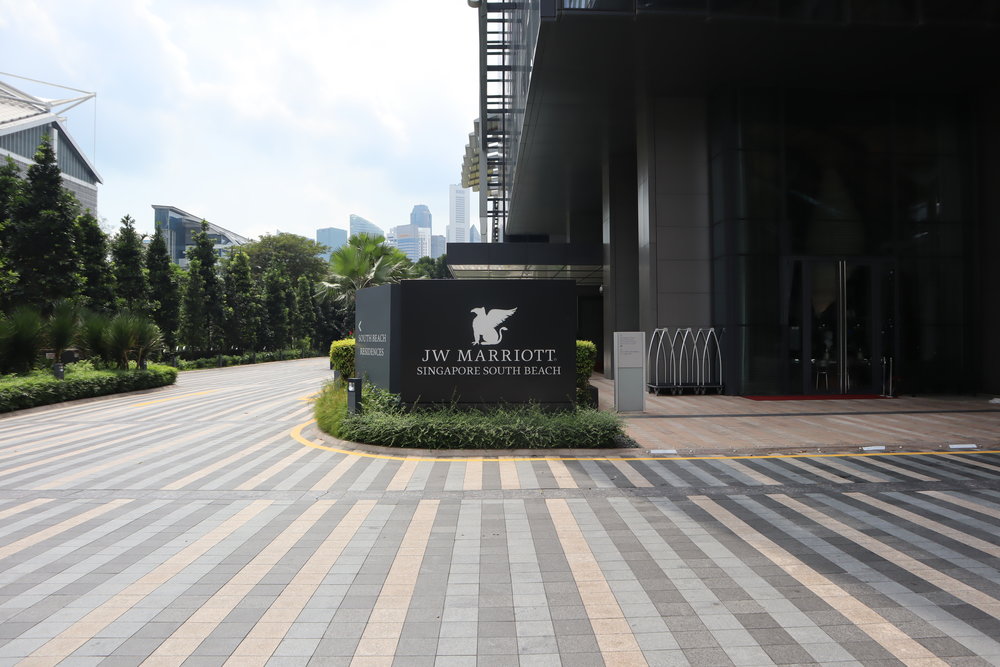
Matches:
[[0, 357, 999, 666]]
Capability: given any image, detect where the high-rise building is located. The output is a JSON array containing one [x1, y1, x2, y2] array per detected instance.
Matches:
[[152, 205, 249, 267], [0, 76, 101, 214], [468, 225, 481, 243], [349, 214, 384, 238], [387, 224, 431, 262], [450, 1, 1000, 396], [447, 185, 471, 243], [431, 235, 446, 259], [316, 227, 347, 259], [410, 205, 432, 229]]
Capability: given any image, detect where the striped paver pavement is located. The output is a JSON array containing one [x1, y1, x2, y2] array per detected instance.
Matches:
[[0, 357, 999, 666]]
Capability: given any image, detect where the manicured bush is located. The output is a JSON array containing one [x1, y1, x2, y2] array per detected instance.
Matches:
[[336, 402, 625, 449], [575, 340, 598, 406], [0, 363, 178, 413], [329, 338, 355, 378]]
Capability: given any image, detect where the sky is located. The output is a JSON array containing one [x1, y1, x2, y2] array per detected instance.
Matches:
[[0, 0, 479, 241]]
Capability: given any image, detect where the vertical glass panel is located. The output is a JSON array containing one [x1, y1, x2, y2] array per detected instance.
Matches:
[[786, 261, 804, 392], [810, 262, 838, 393], [844, 263, 872, 392], [739, 151, 780, 220], [897, 155, 963, 225]]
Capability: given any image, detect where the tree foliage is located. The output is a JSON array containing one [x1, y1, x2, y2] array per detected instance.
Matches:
[[75, 212, 115, 313], [318, 234, 415, 323], [179, 258, 208, 351], [6, 136, 81, 308], [263, 268, 290, 351], [186, 221, 225, 349], [222, 249, 260, 352], [146, 226, 180, 349], [413, 254, 451, 279], [292, 275, 317, 344], [241, 232, 329, 283], [111, 215, 148, 311], [0, 158, 21, 309]]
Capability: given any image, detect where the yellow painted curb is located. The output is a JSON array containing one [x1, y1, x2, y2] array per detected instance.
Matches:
[[290, 419, 1000, 463]]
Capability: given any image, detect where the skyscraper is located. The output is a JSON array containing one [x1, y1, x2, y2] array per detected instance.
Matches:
[[468, 225, 481, 243], [349, 214, 384, 238], [387, 224, 431, 262], [410, 205, 432, 229], [431, 235, 446, 259], [316, 227, 347, 259], [447, 185, 470, 243]]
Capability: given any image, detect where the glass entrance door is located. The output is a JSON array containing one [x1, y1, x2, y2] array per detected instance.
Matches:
[[785, 259, 894, 395]]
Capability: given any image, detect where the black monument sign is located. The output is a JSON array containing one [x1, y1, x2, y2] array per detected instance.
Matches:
[[355, 280, 576, 407]]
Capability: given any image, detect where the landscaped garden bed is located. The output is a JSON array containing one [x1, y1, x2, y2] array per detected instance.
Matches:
[[0, 362, 177, 413]]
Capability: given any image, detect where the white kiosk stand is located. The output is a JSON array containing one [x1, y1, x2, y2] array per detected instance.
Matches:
[[613, 331, 646, 412]]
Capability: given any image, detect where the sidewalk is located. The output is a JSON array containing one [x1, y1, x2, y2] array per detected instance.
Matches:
[[591, 375, 1000, 455]]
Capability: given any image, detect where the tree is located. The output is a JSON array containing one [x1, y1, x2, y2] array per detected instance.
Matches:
[[317, 234, 415, 323], [222, 249, 258, 352], [414, 254, 451, 279], [6, 136, 81, 308], [292, 275, 318, 346], [111, 215, 148, 312], [179, 258, 208, 351], [146, 226, 180, 349], [241, 232, 329, 283], [263, 268, 290, 351], [0, 158, 21, 309], [75, 212, 115, 313], [186, 220, 225, 350]]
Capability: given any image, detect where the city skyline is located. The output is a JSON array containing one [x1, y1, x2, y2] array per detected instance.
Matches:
[[0, 2, 478, 243]]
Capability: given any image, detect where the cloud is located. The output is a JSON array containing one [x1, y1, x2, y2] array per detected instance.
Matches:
[[0, 0, 479, 239]]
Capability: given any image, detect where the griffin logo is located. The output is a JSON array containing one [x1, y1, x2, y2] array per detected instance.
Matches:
[[470, 307, 517, 346]]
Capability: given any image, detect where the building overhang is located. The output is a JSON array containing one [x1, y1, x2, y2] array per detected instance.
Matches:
[[446, 242, 602, 285], [506, 10, 999, 239]]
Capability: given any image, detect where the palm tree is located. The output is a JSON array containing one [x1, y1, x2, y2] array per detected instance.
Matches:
[[317, 234, 416, 315]]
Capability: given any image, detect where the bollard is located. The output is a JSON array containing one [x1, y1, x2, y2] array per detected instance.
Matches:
[[347, 377, 363, 414]]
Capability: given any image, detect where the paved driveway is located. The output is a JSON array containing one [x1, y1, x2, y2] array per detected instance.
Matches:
[[1, 358, 999, 666]]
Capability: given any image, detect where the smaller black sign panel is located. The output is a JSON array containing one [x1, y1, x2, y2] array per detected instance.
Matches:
[[356, 280, 576, 407], [355, 285, 399, 392]]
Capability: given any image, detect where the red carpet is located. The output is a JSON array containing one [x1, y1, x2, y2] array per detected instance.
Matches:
[[743, 394, 887, 401]]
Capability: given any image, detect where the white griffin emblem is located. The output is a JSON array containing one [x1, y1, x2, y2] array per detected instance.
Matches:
[[470, 307, 517, 346]]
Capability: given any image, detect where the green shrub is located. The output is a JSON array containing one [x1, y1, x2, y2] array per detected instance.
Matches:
[[329, 339, 355, 378], [336, 403, 624, 449], [575, 340, 598, 405], [0, 307, 45, 375], [314, 379, 349, 438], [0, 364, 178, 413]]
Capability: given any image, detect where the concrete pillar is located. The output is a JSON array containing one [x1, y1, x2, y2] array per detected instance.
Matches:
[[602, 149, 639, 378]]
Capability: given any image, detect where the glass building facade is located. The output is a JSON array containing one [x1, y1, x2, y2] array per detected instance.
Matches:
[[471, 0, 999, 395], [710, 91, 975, 394]]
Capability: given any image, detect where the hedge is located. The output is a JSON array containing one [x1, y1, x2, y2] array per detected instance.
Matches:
[[315, 381, 625, 449], [575, 340, 597, 406], [329, 339, 356, 378], [0, 364, 178, 413], [175, 349, 320, 370]]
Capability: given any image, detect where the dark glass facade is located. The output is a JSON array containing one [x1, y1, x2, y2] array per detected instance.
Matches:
[[474, 1, 999, 395], [710, 91, 975, 394]]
